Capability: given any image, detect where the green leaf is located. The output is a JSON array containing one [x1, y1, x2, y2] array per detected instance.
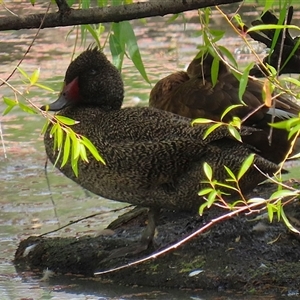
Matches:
[[81, 136, 105, 164], [30, 68, 40, 85], [18, 102, 36, 114], [270, 189, 297, 200], [83, 24, 101, 49], [191, 118, 214, 125], [247, 24, 299, 33], [207, 189, 218, 207], [3, 97, 17, 106], [109, 24, 125, 70], [239, 62, 254, 102], [41, 120, 50, 135], [237, 154, 255, 180], [203, 162, 212, 181], [220, 104, 243, 121], [35, 83, 55, 92], [17, 67, 30, 81], [228, 125, 242, 142], [211, 56, 219, 87], [281, 206, 300, 234], [56, 115, 78, 126], [224, 165, 236, 181], [79, 143, 88, 162], [199, 202, 209, 216], [61, 133, 71, 168], [70, 134, 80, 160], [2, 105, 14, 116], [218, 46, 238, 68], [120, 21, 150, 83], [198, 188, 213, 196], [2, 97, 17, 115], [203, 123, 223, 139], [49, 122, 58, 138], [56, 124, 63, 150]]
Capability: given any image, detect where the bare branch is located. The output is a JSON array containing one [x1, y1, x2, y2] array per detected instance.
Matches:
[[0, 0, 241, 31]]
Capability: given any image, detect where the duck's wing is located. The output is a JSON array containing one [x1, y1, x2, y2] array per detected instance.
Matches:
[[101, 111, 259, 187]]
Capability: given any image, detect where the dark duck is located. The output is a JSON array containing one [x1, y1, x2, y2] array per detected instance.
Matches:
[[41, 47, 282, 255], [149, 51, 300, 164]]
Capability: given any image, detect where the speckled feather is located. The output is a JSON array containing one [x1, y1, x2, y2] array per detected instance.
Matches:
[[43, 48, 281, 212]]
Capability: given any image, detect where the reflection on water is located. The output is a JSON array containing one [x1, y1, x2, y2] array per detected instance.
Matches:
[[0, 1, 294, 299]]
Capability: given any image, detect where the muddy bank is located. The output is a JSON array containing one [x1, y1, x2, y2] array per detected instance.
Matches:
[[14, 182, 300, 295]]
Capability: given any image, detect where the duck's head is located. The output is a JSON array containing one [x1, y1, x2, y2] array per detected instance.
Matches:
[[41, 47, 124, 112], [186, 52, 228, 79]]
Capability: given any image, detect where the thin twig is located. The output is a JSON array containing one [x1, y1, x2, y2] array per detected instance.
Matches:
[[44, 158, 60, 227], [39, 204, 133, 237], [0, 1, 52, 87]]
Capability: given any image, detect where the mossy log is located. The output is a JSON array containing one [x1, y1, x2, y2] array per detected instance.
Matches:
[[14, 183, 300, 294]]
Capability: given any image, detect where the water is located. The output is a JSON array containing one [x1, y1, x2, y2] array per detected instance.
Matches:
[[0, 1, 297, 299]]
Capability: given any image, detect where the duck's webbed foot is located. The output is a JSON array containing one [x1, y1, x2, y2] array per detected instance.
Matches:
[[102, 207, 160, 261]]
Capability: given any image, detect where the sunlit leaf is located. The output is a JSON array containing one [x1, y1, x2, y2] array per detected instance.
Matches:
[[83, 24, 101, 49], [81, 136, 105, 164], [56, 124, 63, 150], [41, 120, 49, 135], [199, 202, 209, 216], [247, 24, 299, 33], [56, 115, 79, 126], [203, 162, 212, 181], [267, 203, 275, 222], [228, 125, 242, 142], [191, 118, 214, 125], [17, 67, 30, 81], [237, 154, 254, 180], [203, 123, 223, 139], [281, 206, 300, 234], [61, 133, 71, 168], [30, 68, 40, 85], [270, 189, 297, 200], [35, 83, 54, 92], [198, 187, 213, 196], [224, 165, 236, 181], [2, 105, 14, 116], [218, 46, 238, 68], [3, 97, 17, 106], [120, 21, 150, 83], [207, 189, 218, 207], [19, 102, 36, 114], [210, 56, 219, 87], [70, 134, 80, 160], [239, 62, 254, 101], [221, 105, 242, 121], [79, 143, 88, 162], [247, 197, 266, 204]]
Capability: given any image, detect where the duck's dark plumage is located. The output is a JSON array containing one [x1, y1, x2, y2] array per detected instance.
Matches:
[[42, 48, 280, 213], [149, 52, 300, 164]]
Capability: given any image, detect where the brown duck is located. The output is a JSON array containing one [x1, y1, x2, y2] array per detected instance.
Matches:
[[149, 51, 300, 164], [41, 47, 281, 254]]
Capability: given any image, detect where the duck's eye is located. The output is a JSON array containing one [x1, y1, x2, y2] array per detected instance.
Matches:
[[89, 69, 98, 75]]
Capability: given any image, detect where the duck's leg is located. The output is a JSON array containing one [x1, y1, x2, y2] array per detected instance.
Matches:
[[103, 207, 160, 261], [139, 207, 160, 250]]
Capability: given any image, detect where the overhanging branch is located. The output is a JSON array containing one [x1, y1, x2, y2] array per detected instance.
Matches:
[[0, 0, 241, 31]]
